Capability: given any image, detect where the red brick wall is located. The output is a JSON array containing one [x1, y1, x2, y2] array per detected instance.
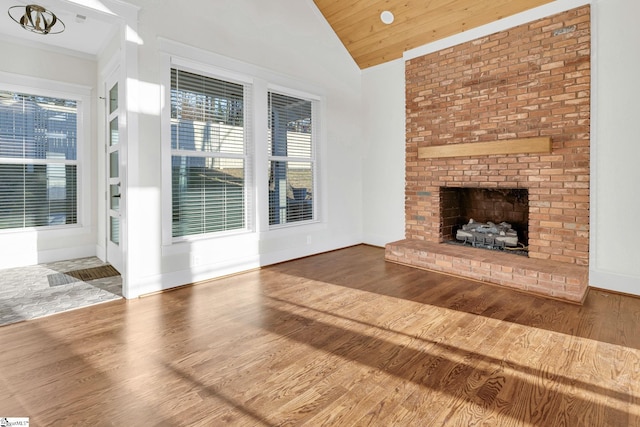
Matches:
[[405, 6, 590, 266]]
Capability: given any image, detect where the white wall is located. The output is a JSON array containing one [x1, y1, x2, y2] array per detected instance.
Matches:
[[118, 0, 364, 296], [589, 0, 640, 294], [0, 40, 98, 268], [361, 0, 640, 295], [362, 60, 406, 247]]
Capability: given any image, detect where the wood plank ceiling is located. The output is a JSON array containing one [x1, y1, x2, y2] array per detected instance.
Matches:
[[313, 0, 556, 69]]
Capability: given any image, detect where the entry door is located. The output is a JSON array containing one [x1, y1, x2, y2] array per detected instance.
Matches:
[[106, 73, 123, 273]]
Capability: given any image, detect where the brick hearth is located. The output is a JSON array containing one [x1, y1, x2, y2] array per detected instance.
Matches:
[[386, 240, 588, 303], [385, 6, 591, 303]]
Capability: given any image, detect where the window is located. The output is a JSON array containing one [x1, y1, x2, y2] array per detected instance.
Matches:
[[162, 44, 323, 243], [170, 68, 249, 238], [268, 92, 315, 226], [0, 90, 78, 230]]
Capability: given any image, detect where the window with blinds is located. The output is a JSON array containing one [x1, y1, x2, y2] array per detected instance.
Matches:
[[0, 90, 78, 230], [268, 92, 314, 226], [171, 68, 248, 238]]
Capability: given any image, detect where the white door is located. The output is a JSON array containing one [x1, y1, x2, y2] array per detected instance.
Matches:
[[106, 72, 123, 273]]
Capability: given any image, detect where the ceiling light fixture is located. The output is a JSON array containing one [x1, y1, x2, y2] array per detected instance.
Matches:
[[8, 4, 66, 35], [380, 10, 394, 25]]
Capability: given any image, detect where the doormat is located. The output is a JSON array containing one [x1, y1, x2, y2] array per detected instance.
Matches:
[[48, 265, 120, 287]]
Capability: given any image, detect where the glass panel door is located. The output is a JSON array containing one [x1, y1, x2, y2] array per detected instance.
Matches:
[[106, 76, 123, 272]]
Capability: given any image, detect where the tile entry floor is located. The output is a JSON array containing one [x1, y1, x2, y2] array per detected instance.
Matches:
[[0, 257, 122, 327]]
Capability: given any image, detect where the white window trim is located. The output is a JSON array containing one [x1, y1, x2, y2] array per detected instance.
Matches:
[[159, 39, 328, 250], [0, 71, 92, 235], [266, 85, 321, 230], [161, 55, 255, 245]]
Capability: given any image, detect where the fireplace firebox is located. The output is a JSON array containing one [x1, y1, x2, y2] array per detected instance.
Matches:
[[440, 187, 529, 254]]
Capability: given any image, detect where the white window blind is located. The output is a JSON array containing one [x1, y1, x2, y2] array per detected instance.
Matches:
[[171, 68, 248, 238], [268, 92, 314, 226], [0, 90, 78, 230]]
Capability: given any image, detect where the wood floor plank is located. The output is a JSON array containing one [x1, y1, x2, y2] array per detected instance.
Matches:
[[1, 245, 639, 425]]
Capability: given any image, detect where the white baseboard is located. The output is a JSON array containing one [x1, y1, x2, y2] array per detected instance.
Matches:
[[362, 233, 404, 248], [126, 254, 263, 298], [590, 268, 640, 297], [258, 235, 361, 267], [126, 236, 362, 298], [37, 245, 97, 265]]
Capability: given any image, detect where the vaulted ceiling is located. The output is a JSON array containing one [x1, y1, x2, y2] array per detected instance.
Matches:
[[313, 0, 556, 69]]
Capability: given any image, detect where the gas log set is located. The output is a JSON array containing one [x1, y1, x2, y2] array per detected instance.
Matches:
[[455, 219, 524, 252]]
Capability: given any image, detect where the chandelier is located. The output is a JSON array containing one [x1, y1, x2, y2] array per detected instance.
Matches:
[[8, 4, 65, 35]]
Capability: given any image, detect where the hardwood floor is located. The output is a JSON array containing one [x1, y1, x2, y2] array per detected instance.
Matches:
[[1, 245, 639, 426]]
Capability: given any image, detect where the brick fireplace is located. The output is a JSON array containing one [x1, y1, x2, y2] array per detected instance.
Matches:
[[385, 6, 591, 303]]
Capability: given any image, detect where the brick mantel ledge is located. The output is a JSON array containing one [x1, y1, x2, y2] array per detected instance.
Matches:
[[385, 239, 589, 304]]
